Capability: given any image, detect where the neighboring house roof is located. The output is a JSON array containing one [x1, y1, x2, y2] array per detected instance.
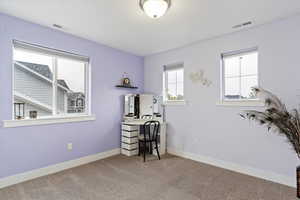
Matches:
[[57, 80, 70, 90], [15, 61, 70, 90], [224, 95, 243, 99], [68, 92, 85, 100], [17, 61, 53, 79]]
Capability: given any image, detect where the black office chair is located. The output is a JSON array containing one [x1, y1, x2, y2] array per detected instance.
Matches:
[[138, 121, 161, 162]]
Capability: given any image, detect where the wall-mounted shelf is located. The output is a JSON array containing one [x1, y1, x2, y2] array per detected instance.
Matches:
[[115, 85, 138, 89]]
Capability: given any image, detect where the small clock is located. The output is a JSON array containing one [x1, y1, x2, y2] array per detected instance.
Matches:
[[122, 77, 131, 86]]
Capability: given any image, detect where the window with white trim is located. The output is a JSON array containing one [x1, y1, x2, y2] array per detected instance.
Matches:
[[13, 40, 90, 120], [163, 63, 184, 102], [221, 48, 258, 101]]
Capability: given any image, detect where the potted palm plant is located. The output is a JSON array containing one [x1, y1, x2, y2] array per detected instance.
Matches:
[[240, 87, 300, 198]]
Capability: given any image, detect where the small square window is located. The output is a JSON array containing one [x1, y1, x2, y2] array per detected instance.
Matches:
[[221, 48, 259, 101]]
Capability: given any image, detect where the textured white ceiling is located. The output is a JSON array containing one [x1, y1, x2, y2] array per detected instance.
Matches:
[[1, 0, 300, 56]]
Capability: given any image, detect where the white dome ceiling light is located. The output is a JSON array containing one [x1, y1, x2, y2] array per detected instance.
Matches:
[[139, 0, 171, 19]]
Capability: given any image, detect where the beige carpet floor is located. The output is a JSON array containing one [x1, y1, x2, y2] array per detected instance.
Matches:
[[0, 154, 296, 200]]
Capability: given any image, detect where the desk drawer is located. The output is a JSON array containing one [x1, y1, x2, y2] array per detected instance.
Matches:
[[121, 149, 138, 156], [121, 142, 138, 150], [122, 124, 139, 131], [122, 130, 138, 137], [122, 136, 138, 144]]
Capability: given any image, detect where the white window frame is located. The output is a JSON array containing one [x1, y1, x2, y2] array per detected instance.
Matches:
[[163, 62, 185, 106], [218, 47, 264, 107], [3, 40, 95, 128]]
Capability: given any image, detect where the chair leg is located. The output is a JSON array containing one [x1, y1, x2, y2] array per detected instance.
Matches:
[[155, 141, 160, 160], [143, 140, 146, 162], [138, 141, 140, 156], [149, 142, 152, 154]]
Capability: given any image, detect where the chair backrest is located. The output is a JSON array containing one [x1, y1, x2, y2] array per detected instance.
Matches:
[[141, 115, 153, 120], [143, 121, 160, 141]]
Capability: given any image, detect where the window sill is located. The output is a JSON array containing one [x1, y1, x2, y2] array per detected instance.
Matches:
[[3, 115, 96, 128], [216, 100, 265, 107], [163, 100, 186, 106]]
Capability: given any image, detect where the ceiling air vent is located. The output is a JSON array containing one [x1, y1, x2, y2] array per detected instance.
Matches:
[[232, 21, 252, 29], [53, 24, 63, 29]]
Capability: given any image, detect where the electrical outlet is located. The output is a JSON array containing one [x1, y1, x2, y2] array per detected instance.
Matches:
[[67, 143, 73, 151]]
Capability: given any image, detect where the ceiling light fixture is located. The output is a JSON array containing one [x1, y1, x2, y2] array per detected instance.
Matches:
[[139, 0, 171, 19]]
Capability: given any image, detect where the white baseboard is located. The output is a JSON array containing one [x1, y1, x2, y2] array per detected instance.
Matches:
[[167, 148, 295, 188], [0, 148, 121, 189]]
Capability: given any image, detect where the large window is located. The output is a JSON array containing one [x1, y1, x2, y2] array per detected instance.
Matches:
[[221, 48, 258, 101], [163, 63, 184, 102], [13, 41, 90, 120]]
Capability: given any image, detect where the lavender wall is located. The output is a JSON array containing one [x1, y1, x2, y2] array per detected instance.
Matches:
[[144, 15, 300, 183], [0, 13, 143, 179]]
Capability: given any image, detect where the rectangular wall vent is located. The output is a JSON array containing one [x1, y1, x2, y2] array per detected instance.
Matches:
[[53, 24, 63, 29], [232, 21, 252, 29]]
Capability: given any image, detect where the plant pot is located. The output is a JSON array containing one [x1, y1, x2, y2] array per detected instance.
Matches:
[[297, 166, 300, 198]]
